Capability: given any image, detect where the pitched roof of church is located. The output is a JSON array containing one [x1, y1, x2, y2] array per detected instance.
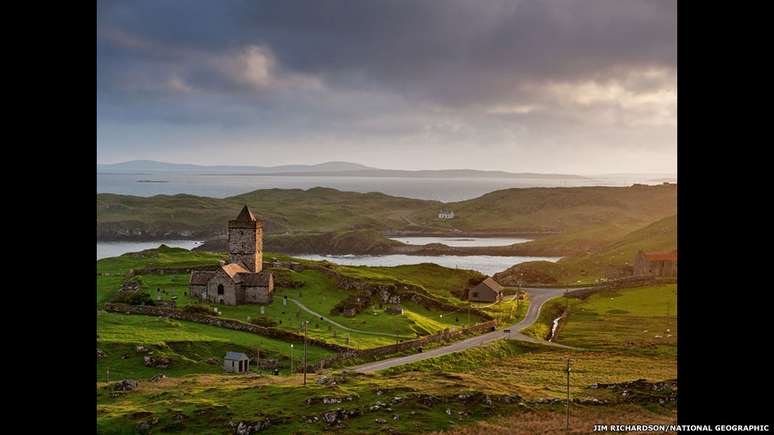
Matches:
[[237, 271, 273, 286], [190, 270, 216, 285], [221, 263, 250, 280], [234, 205, 257, 222]]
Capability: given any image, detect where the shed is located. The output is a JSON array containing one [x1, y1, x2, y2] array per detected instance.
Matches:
[[223, 351, 250, 373], [468, 277, 504, 303]]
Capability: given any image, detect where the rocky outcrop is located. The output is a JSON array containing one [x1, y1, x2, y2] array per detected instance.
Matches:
[[305, 263, 493, 320]]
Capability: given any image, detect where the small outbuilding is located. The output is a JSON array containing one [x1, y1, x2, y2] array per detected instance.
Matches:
[[223, 351, 250, 373], [468, 277, 504, 303]]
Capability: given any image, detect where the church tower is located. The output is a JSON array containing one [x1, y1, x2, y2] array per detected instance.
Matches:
[[227, 205, 263, 273]]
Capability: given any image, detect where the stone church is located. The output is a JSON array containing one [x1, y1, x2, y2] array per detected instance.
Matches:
[[189, 206, 274, 305]]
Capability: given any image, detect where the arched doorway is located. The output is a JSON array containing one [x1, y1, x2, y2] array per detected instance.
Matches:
[[217, 284, 225, 304]]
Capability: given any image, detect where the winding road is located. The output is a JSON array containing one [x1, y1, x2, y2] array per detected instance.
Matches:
[[349, 287, 590, 373]]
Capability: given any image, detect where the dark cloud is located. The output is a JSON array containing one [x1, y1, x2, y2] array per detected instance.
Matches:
[[97, 0, 676, 173]]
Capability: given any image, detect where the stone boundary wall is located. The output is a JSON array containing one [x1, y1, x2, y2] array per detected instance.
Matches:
[[128, 265, 218, 277], [317, 319, 499, 369], [105, 302, 500, 372], [103, 303, 349, 353], [566, 276, 677, 299]]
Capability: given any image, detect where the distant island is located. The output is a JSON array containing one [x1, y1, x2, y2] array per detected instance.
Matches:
[[136, 179, 169, 183], [97, 159, 594, 180]]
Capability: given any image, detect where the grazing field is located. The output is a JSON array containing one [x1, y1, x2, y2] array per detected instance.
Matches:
[[97, 246, 523, 382], [96, 311, 334, 380], [97, 340, 676, 434], [134, 267, 490, 349], [523, 284, 677, 358], [97, 250, 677, 434], [432, 404, 677, 435]]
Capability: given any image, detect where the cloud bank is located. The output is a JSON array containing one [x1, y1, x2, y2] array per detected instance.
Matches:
[[97, 0, 677, 174]]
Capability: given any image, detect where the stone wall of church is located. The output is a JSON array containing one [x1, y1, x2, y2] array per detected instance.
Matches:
[[206, 274, 238, 305], [228, 225, 263, 273], [245, 286, 273, 304]]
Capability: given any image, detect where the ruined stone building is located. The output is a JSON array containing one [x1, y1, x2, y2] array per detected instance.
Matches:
[[633, 249, 678, 277], [189, 206, 274, 305]]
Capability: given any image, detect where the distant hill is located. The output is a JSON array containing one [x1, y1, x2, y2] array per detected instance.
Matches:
[[494, 214, 677, 285], [96, 159, 590, 179], [96, 160, 372, 174], [97, 184, 676, 244]]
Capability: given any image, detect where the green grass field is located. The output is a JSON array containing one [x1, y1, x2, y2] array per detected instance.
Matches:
[[523, 284, 677, 358], [97, 338, 676, 434], [97, 256, 677, 434], [97, 311, 334, 380], [97, 245, 525, 385], [136, 267, 489, 349]]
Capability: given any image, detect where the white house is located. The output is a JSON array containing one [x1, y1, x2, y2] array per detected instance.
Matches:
[[438, 209, 455, 219]]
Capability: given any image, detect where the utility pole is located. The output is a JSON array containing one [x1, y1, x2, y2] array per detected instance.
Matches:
[[467, 300, 471, 327], [256, 348, 260, 373], [303, 321, 308, 385], [565, 358, 571, 432], [290, 344, 294, 374], [106, 367, 110, 383]]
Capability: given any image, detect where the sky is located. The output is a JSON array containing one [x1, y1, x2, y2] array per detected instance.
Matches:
[[97, 0, 677, 175]]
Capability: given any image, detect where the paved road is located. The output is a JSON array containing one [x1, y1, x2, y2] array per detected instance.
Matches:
[[289, 298, 408, 339], [349, 287, 589, 373]]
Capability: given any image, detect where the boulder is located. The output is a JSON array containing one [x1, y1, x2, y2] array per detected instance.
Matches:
[[144, 355, 171, 368], [231, 419, 272, 434], [149, 374, 166, 382], [113, 379, 139, 392], [97, 349, 106, 359], [136, 345, 150, 353]]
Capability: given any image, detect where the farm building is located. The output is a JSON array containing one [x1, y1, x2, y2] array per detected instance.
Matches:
[[190, 206, 274, 305], [223, 351, 250, 373], [468, 277, 504, 303], [633, 250, 677, 277]]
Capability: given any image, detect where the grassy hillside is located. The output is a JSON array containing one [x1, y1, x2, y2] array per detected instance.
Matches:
[[97, 246, 678, 434], [522, 284, 677, 358], [97, 185, 676, 244], [97, 337, 676, 433], [98, 247, 518, 356], [97, 187, 435, 239], [415, 184, 676, 233], [97, 311, 334, 380], [495, 214, 677, 285]]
